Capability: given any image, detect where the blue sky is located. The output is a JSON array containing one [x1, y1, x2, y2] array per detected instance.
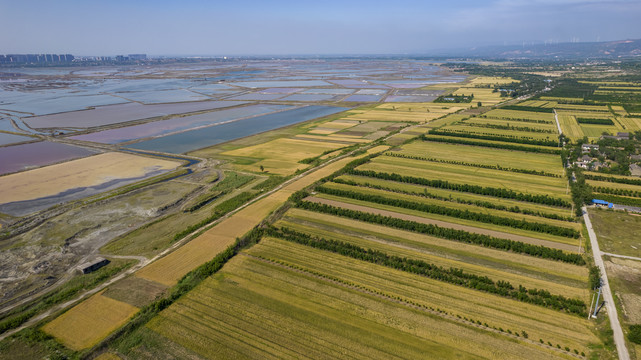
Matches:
[[1, 0, 640, 55]]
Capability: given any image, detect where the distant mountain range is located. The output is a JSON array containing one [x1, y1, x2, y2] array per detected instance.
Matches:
[[434, 39, 641, 59]]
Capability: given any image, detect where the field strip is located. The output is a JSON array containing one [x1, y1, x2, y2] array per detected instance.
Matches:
[[304, 197, 579, 252], [239, 253, 583, 359], [41, 291, 139, 351]]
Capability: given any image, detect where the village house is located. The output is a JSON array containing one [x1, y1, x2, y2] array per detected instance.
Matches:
[[582, 144, 599, 153], [600, 132, 630, 141]]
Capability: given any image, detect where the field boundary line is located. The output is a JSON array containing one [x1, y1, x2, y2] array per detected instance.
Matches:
[[583, 206, 630, 360]]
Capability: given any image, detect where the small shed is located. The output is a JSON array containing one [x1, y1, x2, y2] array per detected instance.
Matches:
[[77, 257, 110, 274]]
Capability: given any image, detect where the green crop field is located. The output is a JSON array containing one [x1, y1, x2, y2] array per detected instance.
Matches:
[[308, 192, 580, 247], [557, 114, 585, 140], [464, 118, 557, 131], [335, 173, 574, 218], [421, 133, 561, 153], [580, 124, 616, 137], [484, 109, 555, 122], [393, 141, 564, 175], [440, 124, 557, 140], [320, 181, 579, 230], [360, 156, 571, 199]]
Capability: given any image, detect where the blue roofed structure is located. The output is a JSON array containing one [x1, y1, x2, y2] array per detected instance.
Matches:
[[592, 199, 613, 208]]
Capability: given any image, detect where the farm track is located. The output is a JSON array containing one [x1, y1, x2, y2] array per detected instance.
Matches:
[[601, 252, 641, 262], [241, 252, 583, 359], [305, 196, 580, 252]]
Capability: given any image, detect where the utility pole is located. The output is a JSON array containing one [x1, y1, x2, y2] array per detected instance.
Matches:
[[592, 285, 602, 318]]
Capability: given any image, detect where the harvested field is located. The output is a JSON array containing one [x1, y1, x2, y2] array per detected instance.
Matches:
[[304, 197, 579, 252], [42, 292, 139, 350], [0, 152, 181, 216], [102, 276, 167, 308]]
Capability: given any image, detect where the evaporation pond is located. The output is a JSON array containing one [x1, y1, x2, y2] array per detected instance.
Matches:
[[24, 101, 245, 128], [0, 141, 98, 175], [70, 104, 291, 144], [128, 105, 348, 154], [0, 132, 35, 146]]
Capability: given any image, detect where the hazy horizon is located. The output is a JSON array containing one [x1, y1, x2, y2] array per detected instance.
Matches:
[[2, 0, 641, 56]]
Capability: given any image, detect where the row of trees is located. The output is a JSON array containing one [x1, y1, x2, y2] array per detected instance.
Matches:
[[576, 117, 614, 125], [584, 173, 641, 186], [591, 193, 641, 207], [427, 129, 559, 147], [347, 169, 572, 208], [269, 226, 586, 315], [462, 122, 556, 134], [293, 198, 585, 265], [315, 185, 579, 238], [421, 135, 562, 154], [479, 115, 553, 124], [501, 105, 555, 113], [332, 177, 575, 221], [568, 168, 593, 217], [590, 186, 641, 198], [386, 152, 561, 178]]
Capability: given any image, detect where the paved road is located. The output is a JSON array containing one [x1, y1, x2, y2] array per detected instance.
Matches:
[[583, 206, 630, 360]]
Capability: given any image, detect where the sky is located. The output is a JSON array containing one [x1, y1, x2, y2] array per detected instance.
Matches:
[[1, 0, 640, 56]]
